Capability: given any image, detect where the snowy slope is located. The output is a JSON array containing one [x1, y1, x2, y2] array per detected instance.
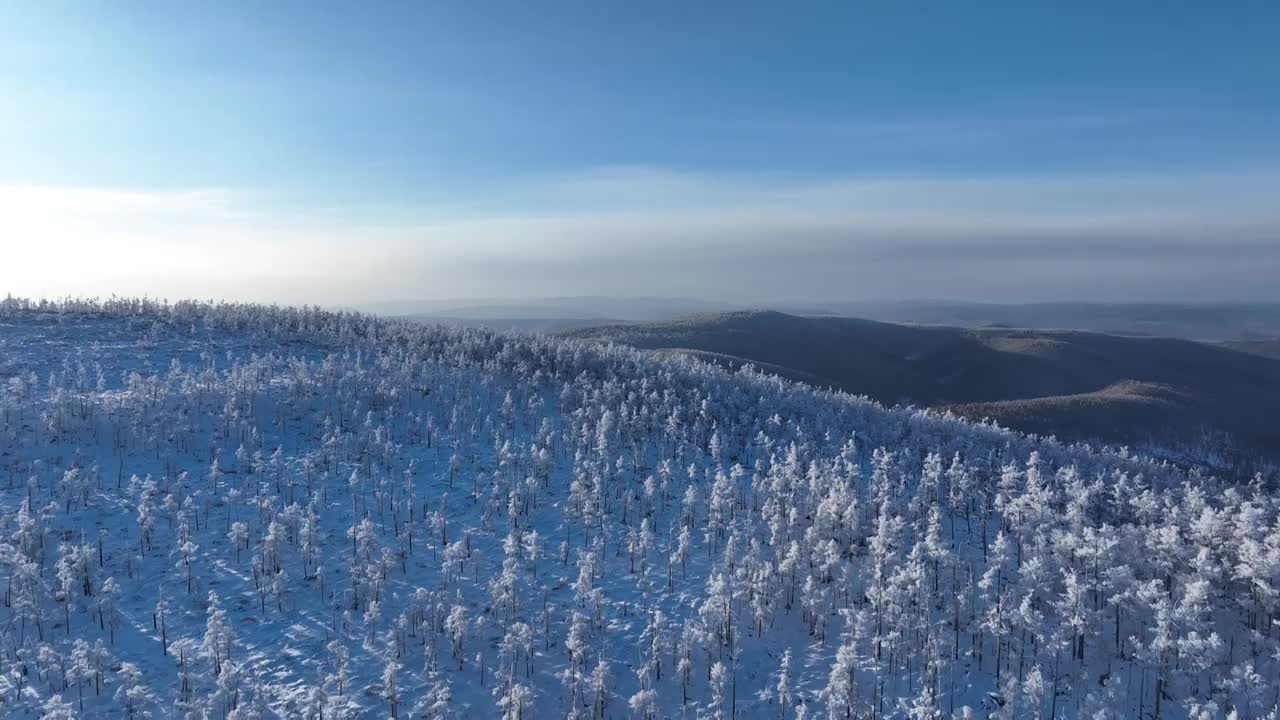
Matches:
[[0, 298, 1276, 719]]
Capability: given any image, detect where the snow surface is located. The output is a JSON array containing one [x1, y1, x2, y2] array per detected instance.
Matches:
[[0, 298, 1276, 719]]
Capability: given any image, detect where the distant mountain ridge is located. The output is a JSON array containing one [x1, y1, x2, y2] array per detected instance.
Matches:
[[775, 300, 1280, 341], [567, 310, 1280, 462], [386, 297, 1280, 342]]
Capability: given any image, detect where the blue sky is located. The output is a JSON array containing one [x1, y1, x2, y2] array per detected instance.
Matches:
[[2, 2, 1278, 304]]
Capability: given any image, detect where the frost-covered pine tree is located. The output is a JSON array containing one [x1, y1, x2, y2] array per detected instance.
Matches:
[[763, 649, 793, 720], [204, 591, 234, 677], [114, 661, 150, 719], [39, 694, 76, 720], [382, 636, 401, 719], [709, 660, 728, 720], [416, 676, 452, 720]]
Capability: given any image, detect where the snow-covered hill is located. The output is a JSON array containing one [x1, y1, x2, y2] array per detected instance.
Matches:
[[0, 298, 1276, 719]]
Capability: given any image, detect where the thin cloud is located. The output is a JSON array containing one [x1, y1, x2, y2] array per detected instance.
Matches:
[[2, 169, 1278, 305]]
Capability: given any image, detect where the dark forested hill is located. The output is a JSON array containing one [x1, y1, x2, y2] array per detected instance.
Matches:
[[1224, 337, 1280, 361], [782, 301, 1280, 341], [567, 310, 1280, 458]]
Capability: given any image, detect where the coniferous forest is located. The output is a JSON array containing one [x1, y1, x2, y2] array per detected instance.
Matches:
[[1, 297, 1277, 719]]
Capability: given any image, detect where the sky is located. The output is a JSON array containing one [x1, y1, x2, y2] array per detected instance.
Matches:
[[1, 1, 1278, 307]]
